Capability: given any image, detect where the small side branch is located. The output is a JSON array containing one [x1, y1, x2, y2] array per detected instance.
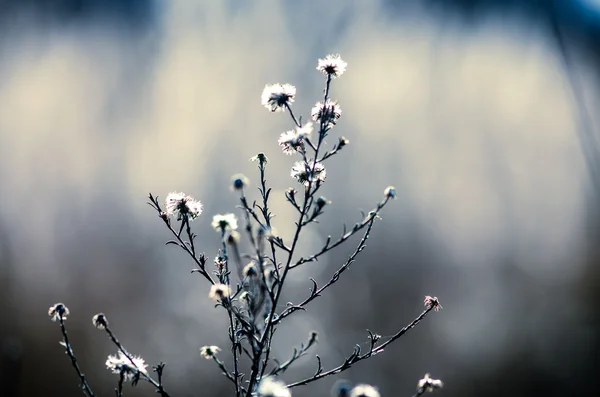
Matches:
[[286, 306, 436, 389]]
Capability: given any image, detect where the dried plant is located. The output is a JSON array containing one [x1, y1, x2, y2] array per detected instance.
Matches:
[[48, 54, 443, 397]]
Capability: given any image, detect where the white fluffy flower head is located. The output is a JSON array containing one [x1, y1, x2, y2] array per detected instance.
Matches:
[[261, 83, 296, 112], [257, 376, 291, 397], [200, 345, 221, 359], [317, 54, 347, 78], [311, 100, 342, 126], [278, 123, 313, 155], [165, 192, 203, 221], [291, 161, 326, 186], [212, 213, 238, 232], [105, 351, 148, 381]]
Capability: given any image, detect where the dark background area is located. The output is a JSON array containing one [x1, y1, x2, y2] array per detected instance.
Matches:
[[1, 1, 600, 396]]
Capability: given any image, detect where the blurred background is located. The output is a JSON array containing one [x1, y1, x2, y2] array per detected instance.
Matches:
[[1, 0, 600, 396]]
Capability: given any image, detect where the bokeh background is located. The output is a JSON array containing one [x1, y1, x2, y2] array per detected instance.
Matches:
[[1, 0, 600, 396]]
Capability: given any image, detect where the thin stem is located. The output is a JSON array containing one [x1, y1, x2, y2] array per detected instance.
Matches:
[[220, 234, 241, 397], [57, 317, 95, 397]]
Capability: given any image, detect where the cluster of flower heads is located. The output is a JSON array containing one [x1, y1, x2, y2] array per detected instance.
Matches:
[[165, 192, 203, 221], [262, 54, 348, 186]]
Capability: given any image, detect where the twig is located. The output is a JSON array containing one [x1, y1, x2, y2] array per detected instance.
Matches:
[[286, 306, 435, 388], [57, 317, 96, 397]]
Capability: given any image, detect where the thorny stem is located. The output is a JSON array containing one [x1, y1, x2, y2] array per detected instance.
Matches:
[[57, 316, 96, 397], [286, 307, 436, 388], [103, 326, 170, 397]]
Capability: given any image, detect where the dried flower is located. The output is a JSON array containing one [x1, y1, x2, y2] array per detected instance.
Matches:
[[105, 351, 147, 381], [92, 313, 108, 330], [165, 192, 203, 221], [291, 161, 326, 186], [417, 373, 444, 393], [261, 83, 296, 112], [349, 384, 380, 397], [48, 303, 69, 322], [250, 152, 269, 165], [212, 213, 238, 232], [278, 123, 312, 155], [424, 296, 442, 311], [317, 54, 347, 78], [384, 186, 397, 199], [311, 100, 342, 126], [209, 284, 230, 302], [200, 345, 221, 359], [257, 376, 291, 397]]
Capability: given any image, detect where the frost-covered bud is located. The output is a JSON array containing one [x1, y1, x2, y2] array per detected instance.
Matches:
[[317, 54, 347, 78], [200, 345, 221, 359], [417, 373, 444, 393], [92, 313, 108, 330], [424, 296, 442, 311], [209, 284, 230, 302], [250, 152, 269, 165], [261, 83, 296, 112], [384, 186, 397, 199], [232, 174, 249, 191], [338, 136, 349, 149], [349, 384, 380, 397], [48, 303, 70, 322]]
